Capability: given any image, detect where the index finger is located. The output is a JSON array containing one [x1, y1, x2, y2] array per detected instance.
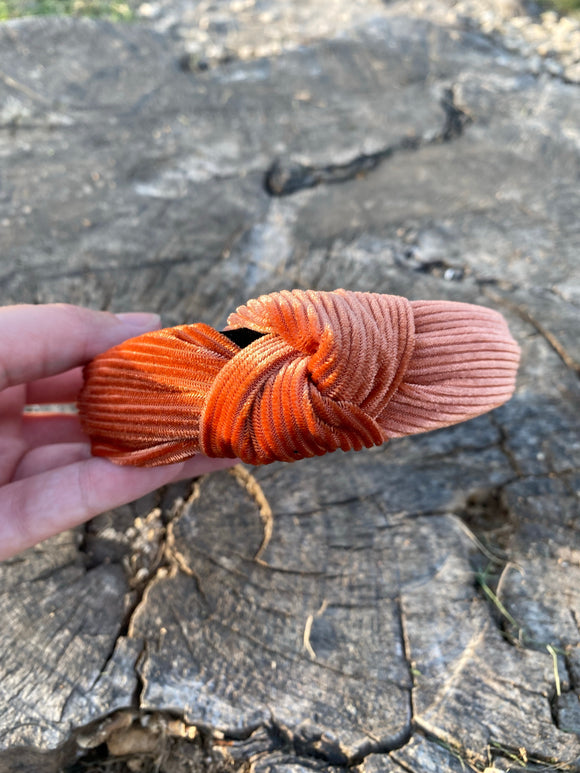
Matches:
[[0, 305, 161, 390]]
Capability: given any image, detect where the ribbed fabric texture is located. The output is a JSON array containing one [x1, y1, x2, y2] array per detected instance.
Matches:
[[78, 290, 520, 466]]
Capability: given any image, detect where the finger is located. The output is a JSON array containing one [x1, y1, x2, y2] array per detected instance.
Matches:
[[0, 383, 25, 418], [0, 454, 239, 561], [26, 368, 84, 405], [12, 442, 92, 480], [172, 455, 238, 481], [0, 305, 161, 390], [20, 413, 86, 448], [13, 441, 237, 482]]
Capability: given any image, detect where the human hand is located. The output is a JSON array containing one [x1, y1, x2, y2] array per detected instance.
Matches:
[[0, 304, 237, 561]]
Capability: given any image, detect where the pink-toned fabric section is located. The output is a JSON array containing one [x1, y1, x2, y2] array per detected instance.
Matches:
[[378, 300, 521, 436]]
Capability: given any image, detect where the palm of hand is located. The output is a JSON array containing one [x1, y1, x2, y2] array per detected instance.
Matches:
[[0, 304, 236, 561]]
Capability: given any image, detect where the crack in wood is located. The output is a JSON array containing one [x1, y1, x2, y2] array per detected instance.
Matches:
[[513, 305, 580, 378], [364, 596, 413, 759], [81, 480, 211, 722], [482, 287, 580, 379], [229, 465, 274, 563], [264, 87, 471, 197], [489, 415, 523, 479]]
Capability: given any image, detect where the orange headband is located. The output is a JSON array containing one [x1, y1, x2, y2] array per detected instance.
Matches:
[[78, 290, 520, 466]]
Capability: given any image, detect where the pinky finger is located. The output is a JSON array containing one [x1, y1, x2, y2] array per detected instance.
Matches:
[[0, 457, 190, 561], [12, 442, 92, 481]]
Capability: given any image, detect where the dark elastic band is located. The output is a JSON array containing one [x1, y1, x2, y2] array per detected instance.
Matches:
[[221, 327, 265, 349]]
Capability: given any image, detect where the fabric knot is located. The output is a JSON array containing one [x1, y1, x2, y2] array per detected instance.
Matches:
[[78, 289, 520, 466], [200, 290, 415, 463]]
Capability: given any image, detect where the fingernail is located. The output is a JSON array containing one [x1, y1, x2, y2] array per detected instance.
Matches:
[[115, 312, 161, 331]]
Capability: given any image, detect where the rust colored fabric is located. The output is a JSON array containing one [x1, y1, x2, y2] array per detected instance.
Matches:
[[78, 290, 520, 466]]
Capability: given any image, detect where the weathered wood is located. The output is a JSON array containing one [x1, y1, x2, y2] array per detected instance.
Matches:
[[0, 3, 579, 771]]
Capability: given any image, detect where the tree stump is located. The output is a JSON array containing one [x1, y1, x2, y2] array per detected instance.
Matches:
[[0, 4, 579, 771]]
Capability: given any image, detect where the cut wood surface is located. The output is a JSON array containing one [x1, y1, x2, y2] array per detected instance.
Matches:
[[0, 2, 579, 771]]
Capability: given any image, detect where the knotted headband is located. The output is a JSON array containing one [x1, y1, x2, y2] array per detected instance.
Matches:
[[78, 290, 520, 466]]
